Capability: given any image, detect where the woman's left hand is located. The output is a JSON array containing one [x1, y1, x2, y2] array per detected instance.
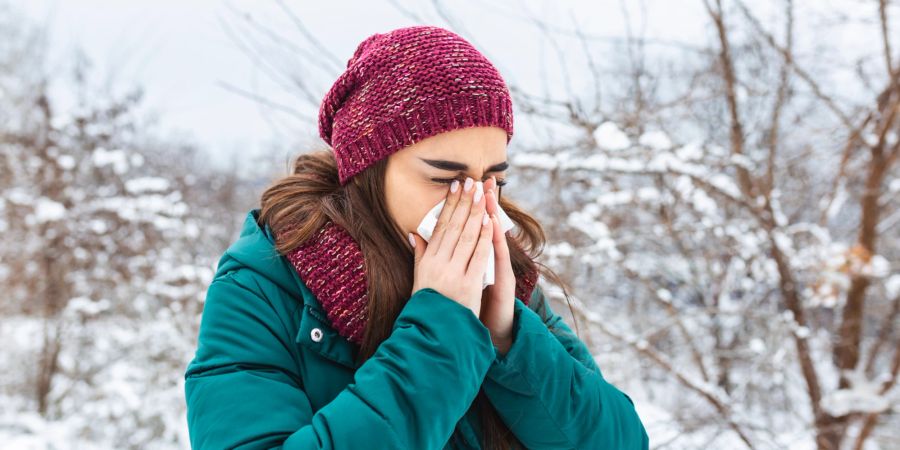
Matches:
[[480, 176, 516, 355]]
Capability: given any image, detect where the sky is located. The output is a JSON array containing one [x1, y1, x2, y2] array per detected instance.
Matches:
[[15, 0, 881, 169]]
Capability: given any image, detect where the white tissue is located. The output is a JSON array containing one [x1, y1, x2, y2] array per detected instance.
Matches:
[[416, 182, 516, 289]]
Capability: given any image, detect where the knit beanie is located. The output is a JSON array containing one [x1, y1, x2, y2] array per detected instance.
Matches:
[[285, 26, 536, 346], [318, 25, 515, 185]]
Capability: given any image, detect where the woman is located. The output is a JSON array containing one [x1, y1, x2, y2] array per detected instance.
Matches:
[[184, 25, 648, 449]]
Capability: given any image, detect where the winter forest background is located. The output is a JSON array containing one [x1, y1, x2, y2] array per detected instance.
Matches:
[[1, 0, 899, 449]]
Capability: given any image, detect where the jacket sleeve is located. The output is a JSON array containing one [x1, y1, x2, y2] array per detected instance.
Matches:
[[184, 274, 495, 450], [482, 284, 649, 450]]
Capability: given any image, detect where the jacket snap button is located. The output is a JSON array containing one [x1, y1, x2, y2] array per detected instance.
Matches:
[[310, 328, 323, 342]]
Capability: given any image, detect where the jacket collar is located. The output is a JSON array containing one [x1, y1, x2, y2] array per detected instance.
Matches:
[[216, 209, 325, 314], [216, 209, 357, 368]]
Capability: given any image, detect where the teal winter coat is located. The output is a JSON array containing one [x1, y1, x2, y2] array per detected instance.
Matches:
[[184, 208, 649, 449]]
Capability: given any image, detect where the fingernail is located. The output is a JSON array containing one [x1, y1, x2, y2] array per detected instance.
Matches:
[[450, 179, 459, 193], [408, 232, 416, 247], [474, 181, 483, 203], [482, 212, 489, 225], [464, 177, 474, 192]]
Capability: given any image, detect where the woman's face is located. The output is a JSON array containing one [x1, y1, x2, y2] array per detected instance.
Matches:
[[384, 126, 509, 245]]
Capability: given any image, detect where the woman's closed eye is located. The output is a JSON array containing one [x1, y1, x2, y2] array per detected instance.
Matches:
[[430, 177, 508, 187]]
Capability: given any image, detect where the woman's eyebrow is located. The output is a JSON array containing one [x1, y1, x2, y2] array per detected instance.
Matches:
[[418, 158, 509, 173]]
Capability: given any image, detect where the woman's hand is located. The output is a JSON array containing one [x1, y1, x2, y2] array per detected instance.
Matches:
[[479, 176, 517, 354], [409, 177, 494, 318]]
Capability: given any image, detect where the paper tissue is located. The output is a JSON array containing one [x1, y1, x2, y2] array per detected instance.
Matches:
[[416, 182, 516, 289]]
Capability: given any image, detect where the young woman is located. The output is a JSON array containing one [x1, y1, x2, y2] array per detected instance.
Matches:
[[184, 25, 648, 449]]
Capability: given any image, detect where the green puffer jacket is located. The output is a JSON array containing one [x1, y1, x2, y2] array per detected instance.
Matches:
[[184, 208, 649, 449]]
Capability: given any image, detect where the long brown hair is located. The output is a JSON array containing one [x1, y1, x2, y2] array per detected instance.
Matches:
[[258, 147, 578, 450]]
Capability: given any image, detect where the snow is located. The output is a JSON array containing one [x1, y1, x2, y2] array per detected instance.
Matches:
[[91, 147, 129, 174], [825, 183, 848, 220], [860, 255, 890, 278], [638, 130, 672, 150], [64, 297, 111, 317], [769, 192, 788, 227], [29, 197, 66, 224], [593, 121, 631, 151], [125, 176, 171, 194], [676, 142, 704, 160], [887, 131, 898, 147], [821, 371, 890, 417], [728, 153, 753, 169], [89, 219, 107, 234], [567, 205, 610, 241], [511, 151, 558, 170], [656, 288, 672, 303], [690, 188, 718, 217], [92, 192, 188, 222], [0, 315, 199, 449], [57, 154, 76, 170], [749, 338, 766, 354], [545, 241, 575, 257], [860, 131, 879, 148], [886, 275, 900, 299], [6, 188, 33, 205], [513, 146, 744, 204]]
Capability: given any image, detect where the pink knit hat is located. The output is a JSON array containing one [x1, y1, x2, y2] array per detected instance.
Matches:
[[318, 25, 515, 185]]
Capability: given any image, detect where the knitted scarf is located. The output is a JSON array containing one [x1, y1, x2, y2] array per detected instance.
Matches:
[[285, 219, 539, 345]]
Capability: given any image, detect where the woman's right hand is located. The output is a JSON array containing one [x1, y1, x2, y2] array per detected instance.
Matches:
[[409, 176, 494, 318]]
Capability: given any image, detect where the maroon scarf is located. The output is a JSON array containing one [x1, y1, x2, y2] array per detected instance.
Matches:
[[285, 219, 539, 345]]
